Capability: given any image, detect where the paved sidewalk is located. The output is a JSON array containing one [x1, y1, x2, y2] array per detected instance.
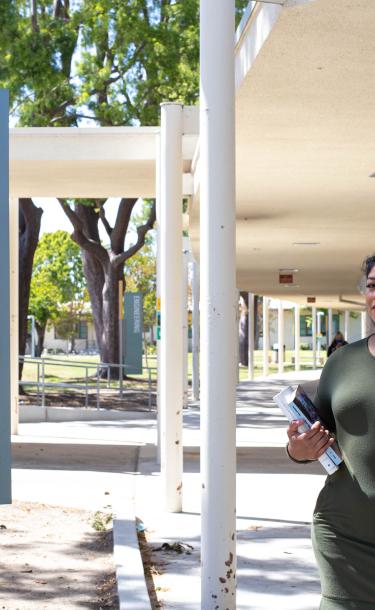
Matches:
[[134, 370, 325, 610], [12, 369, 325, 609]]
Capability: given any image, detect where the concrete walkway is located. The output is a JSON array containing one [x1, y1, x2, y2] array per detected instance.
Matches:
[[12, 369, 325, 609]]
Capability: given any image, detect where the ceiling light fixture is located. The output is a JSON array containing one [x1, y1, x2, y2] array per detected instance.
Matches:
[[293, 242, 320, 246], [257, 0, 315, 6]]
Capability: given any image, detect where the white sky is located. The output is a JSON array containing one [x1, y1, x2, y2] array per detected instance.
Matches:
[[33, 197, 143, 247]]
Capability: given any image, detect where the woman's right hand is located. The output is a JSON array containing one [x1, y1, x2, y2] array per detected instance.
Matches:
[[287, 420, 335, 462]]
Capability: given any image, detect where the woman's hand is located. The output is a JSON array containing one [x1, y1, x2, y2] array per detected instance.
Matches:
[[287, 420, 335, 462]]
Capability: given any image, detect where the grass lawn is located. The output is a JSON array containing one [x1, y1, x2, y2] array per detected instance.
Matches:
[[21, 349, 323, 386]]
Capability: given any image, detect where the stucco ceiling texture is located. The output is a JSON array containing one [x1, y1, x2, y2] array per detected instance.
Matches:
[[233, 0, 375, 305]]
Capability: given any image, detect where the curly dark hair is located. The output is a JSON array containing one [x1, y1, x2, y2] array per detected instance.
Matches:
[[362, 255, 375, 278]]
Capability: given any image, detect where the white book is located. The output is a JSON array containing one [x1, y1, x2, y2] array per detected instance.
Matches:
[[273, 385, 342, 475]]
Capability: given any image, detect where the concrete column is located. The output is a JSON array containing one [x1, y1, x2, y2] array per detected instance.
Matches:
[[328, 308, 333, 345], [182, 238, 190, 408], [263, 297, 270, 376], [200, 0, 236, 606], [294, 304, 300, 371], [344, 310, 349, 342], [192, 260, 200, 401], [0, 90, 11, 504], [248, 292, 255, 381], [312, 306, 317, 369], [278, 300, 284, 374], [160, 102, 183, 513], [10, 197, 19, 436], [155, 133, 161, 463]]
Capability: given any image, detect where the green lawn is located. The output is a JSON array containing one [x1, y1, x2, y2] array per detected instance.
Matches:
[[20, 350, 323, 386]]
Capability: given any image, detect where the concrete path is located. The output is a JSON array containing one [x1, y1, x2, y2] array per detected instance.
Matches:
[[11, 369, 325, 609]]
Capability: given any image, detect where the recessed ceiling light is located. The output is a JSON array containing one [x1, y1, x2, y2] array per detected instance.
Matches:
[[280, 268, 299, 273], [293, 242, 320, 246], [369, 173, 375, 178]]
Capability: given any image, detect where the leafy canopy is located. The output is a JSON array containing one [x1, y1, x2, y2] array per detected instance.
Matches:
[[1, 0, 249, 127], [29, 230, 87, 328]]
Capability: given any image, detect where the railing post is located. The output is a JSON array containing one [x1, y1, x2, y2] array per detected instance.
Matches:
[[41, 359, 45, 408], [96, 365, 100, 410], [85, 366, 88, 407]]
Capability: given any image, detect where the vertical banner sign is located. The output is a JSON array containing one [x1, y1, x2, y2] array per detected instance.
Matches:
[[123, 292, 143, 374], [0, 90, 11, 504], [156, 296, 161, 340]]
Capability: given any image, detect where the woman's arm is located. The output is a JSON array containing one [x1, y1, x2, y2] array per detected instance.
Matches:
[[286, 419, 335, 462]]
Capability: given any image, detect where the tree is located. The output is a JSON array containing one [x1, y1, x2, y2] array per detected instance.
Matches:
[[29, 230, 86, 356], [19, 198, 43, 376], [2, 0, 248, 368]]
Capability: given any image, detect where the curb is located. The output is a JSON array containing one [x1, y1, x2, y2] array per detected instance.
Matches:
[[113, 448, 152, 610], [19, 404, 154, 423]]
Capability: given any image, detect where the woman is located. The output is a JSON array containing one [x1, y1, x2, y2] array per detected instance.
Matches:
[[327, 330, 348, 357], [287, 254, 375, 609]]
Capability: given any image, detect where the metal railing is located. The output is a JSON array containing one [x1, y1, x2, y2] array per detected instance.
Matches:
[[19, 356, 157, 411]]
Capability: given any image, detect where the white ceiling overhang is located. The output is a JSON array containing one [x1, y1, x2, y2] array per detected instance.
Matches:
[[190, 0, 374, 309]]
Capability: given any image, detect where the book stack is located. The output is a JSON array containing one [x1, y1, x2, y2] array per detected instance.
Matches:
[[273, 385, 342, 475]]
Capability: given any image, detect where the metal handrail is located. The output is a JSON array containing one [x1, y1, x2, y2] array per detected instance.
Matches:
[[19, 356, 156, 411]]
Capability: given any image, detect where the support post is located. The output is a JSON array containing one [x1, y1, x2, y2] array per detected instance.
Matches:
[[312, 306, 317, 369], [278, 300, 284, 374], [9, 196, 18, 435], [118, 280, 124, 399], [328, 307, 333, 346], [160, 103, 183, 513], [200, 0, 236, 605], [0, 90, 11, 503], [262, 297, 270, 376], [182, 238, 190, 407], [344, 310, 349, 342], [294, 304, 300, 371], [248, 292, 255, 380], [192, 260, 200, 401], [155, 133, 162, 463]]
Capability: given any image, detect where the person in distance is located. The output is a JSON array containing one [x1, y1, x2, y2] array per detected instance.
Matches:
[[327, 330, 348, 357]]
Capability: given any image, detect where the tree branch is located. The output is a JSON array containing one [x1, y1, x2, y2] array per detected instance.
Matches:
[[112, 201, 156, 267], [110, 198, 138, 253], [98, 201, 112, 238], [58, 199, 109, 266]]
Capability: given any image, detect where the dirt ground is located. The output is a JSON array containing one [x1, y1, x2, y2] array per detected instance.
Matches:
[[19, 387, 156, 412], [0, 500, 119, 610]]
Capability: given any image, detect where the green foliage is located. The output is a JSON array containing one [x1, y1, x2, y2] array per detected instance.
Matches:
[[1, 0, 251, 127], [91, 510, 113, 531], [29, 230, 87, 328]]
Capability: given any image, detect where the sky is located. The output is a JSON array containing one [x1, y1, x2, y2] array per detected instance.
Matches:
[[33, 197, 143, 248]]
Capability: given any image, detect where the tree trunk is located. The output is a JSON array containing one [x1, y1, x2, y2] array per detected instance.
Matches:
[[19, 198, 43, 378], [59, 198, 155, 375], [239, 292, 249, 366], [35, 322, 46, 357]]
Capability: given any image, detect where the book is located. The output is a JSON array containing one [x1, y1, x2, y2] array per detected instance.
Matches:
[[273, 385, 342, 475]]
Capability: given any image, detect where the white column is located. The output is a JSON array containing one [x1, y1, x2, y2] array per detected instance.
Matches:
[[160, 102, 183, 513], [155, 133, 161, 463], [192, 260, 200, 401], [263, 297, 270, 376], [248, 292, 255, 381], [328, 308, 333, 346], [344, 310, 349, 342], [278, 300, 284, 374], [182, 238, 189, 408], [0, 89, 11, 504], [294, 304, 300, 371], [10, 196, 19, 435], [312, 306, 317, 369], [361, 311, 367, 339], [200, 0, 236, 606]]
